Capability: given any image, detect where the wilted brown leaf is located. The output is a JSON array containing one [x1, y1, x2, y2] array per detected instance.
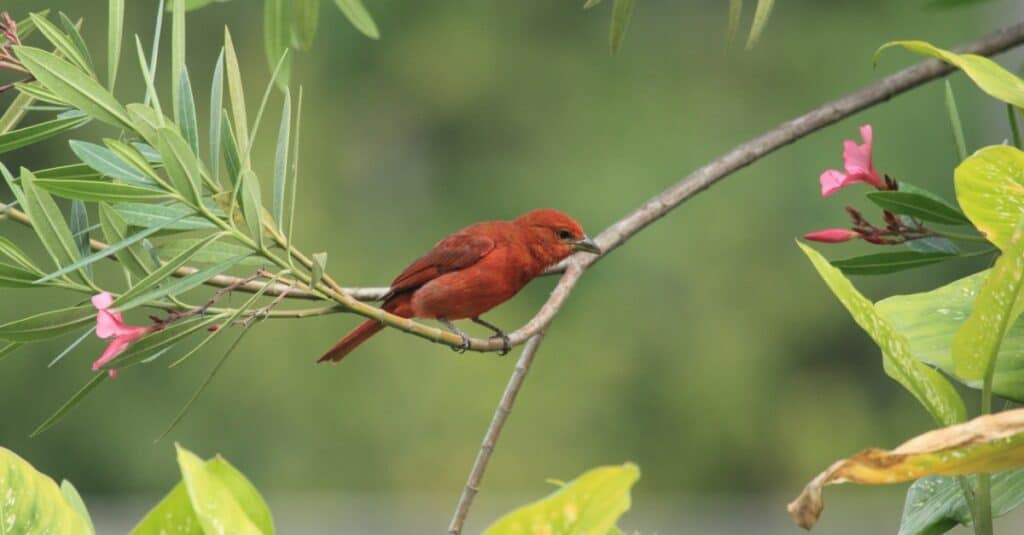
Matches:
[[788, 408, 1024, 529]]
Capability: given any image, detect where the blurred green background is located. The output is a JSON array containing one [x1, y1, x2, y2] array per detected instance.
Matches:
[[3, 0, 1024, 532]]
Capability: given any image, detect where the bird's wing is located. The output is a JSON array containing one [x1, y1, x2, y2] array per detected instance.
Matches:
[[389, 232, 496, 293]]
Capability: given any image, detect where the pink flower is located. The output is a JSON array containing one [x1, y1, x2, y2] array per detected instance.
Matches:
[[91, 292, 155, 378], [804, 228, 862, 243], [819, 125, 886, 196]]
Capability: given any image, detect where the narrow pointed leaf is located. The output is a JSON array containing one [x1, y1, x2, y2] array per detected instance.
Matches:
[[14, 46, 132, 129], [608, 0, 634, 54], [155, 127, 204, 203], [135, 35, 165, 121], [264, 0, 292, 88], [108, 0, 124, 89], [292, 0, 319, 50], [0, 263, 45, 288], [69, 199, 91, 262], [745, 0, 774, 49], [238, 169, 264, 247], [0, 115, 88, 155], [906, 236, 960, 255], [584, 0, 604, 8], [831, 251, 956, 275], [726, 0, 742, 43], [0, 342, 24, 362], [172, 0, 186, 118], [32, 373, 107, 436], [108, 315, 223, 369], [866, 191, 970, 226], [19, 169, 85, 279], [177, 66, 200, 155], [311, 252, 326, 288], [103, 138, 162, 183], [114, 202, 213, 230], [35, 163, 102, 181], [286, 87, 302, 246], [113, 232, 222, 306], [36, 212, 186, 283], [35, 179, 172, 203], [58, 13, 93, 73], [28, 13, 92, 75], [0, 92, 35, 134], [158, 239, 266, 266], [334, 0, 379, 39], [223, 28, 249, 162], [70, 139, 153, 185], [49, 327, 96, 368], [210, 49, 225, 185], [99, 203, 157, 277], [221, 115, 242, 185], [272, 89, 290, 224], [115, 253, 252, 313], [789, 408, 1024, 530], [0, 305, 94, 342], [944, 81, 968, 161], [799, 242, 965, 426], [0, 236, 41, 272], [126, 103, 167, 146]]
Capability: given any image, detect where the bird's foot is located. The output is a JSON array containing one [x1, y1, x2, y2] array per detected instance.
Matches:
[[450, 332, 471, 353], [490, 333, 511, 356]]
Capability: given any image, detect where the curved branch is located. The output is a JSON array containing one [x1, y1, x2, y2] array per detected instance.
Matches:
[[444, 20, 1024, 534]]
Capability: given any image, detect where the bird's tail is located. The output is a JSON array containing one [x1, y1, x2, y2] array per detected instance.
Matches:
[[317, 319, 385, 363]]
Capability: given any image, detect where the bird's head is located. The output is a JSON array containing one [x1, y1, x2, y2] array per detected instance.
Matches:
[[515, 209, 601, 262]]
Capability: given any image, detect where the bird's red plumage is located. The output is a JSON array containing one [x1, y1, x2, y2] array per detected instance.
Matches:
[[317, 209, 595, 362]]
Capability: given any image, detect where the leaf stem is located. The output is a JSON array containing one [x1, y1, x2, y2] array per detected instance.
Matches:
[[975, 377, 995, 535]]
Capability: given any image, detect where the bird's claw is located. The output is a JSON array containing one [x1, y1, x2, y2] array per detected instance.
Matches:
[[491, 333, 511, 356], [450, 333, 470, 354]]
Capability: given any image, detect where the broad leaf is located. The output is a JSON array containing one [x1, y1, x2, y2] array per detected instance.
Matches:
[[14, 46, 132, 129], [800, 243, 965, 426], [954, 145, 1024, 250], [831, 251, 956, 276], [59, 479, 95, 535], [789, 407, 1024, 529], [899, 470, 1024, 535], [878, 41, 1024, 109], [174, 446, 272, 535], [484, 464, 639, 535], [0, 305, 94, 342], [0, 447, 93, 534], [0, 115, 88, 155]]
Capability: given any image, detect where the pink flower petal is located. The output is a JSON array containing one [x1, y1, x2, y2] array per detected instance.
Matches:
[[819, 169, 848, 197], [804, 228, 861, 243], [92, 336, 133, 371], [91, 292, 115, 310]]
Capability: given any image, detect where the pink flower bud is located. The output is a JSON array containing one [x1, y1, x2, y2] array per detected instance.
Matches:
[[804, 228, 861, 243]]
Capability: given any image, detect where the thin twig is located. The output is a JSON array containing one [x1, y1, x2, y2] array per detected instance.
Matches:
[[447, 332, 546, 535], [445, 20, 1024, 533]]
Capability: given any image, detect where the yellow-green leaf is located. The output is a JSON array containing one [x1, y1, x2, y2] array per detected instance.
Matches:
[[484, 463, 639, 535], [333, 0, 379, 39], [0, 447, 94, 534], [877, 41, 1024, 109], [789, 408, 1024, 530], [954, 145, 1024, 250], [176, 445, 265, 535], [799, 242, 965, 426]]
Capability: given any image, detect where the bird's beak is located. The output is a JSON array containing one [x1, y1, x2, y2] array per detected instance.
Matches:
[[572, 235, 602, 254]]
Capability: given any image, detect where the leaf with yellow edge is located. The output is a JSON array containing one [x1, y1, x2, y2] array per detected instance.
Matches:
[[954, 145, 1024, 250], [798, 242, 966, 426], [483, 463, 639, 535], [0, 446, 94, 534], [877, 41, 1024, 109], [789, 408, 1024, 530]]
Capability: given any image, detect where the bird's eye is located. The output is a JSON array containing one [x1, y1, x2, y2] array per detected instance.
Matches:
[[557, 229, 574, 240]]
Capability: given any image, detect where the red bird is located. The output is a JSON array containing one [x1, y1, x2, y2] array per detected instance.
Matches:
[[317, 209, 601, 362]]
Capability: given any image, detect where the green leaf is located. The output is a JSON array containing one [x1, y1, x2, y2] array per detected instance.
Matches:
[[0, 115, 88, 155], [177, 66, 200, 156], [899, 470, 1024, 535], [239, 169, 264, 247], [0, 236, 42, 272], [158, 238, 266, 266], [955, 145, 1024, 250], [0, 447, 94, 534], [291, 0, 319, 50], [35, 163, 102, 181], [172, 0, 186, 119], [608, 0, 634, 54], [114, 253, 252, 313], [285, 87, 302, 246], [221, 114, 242, 185], [32, 373, 107, 436], [311, 251, 326, 288], [172, 446, 272, 535], [0, 92, 35, 134], [69, 199, 91, 262], [125, 103, 167, 146], [745, 0, 774, 49], [210, 49, 225, 185], [35, 211, 186, 284], [106, 139, 162, 181], [265, 0, 292, 88], [106, 316, 222, 370], [49, 326, 96, 368], [584, 0, 604, 8], [28, 13, 93, 75], [333, 0, 379, 39], [115, 202, 214, 230], [831, 251, 956, 275], [99, 203, 157, 277], [484, 464, 639, 535], [70, 139, 154, 185], [155, 127, 204, 204], [58, 13, 94, 74], [60, 479, 95, 535], [35, 179, 172, 203], [18, 168, 86, 280], [113, 233, 223, 307], [14, 46, 132, 129], [944, 81, 968, 161], [135, 35, 165, 123], [0, 305, 94, 342], [0, 263, 45, 288], [223, 28, 250, 162], [952, 217, 1024, 381], [867, 191, 970, 226], [906, 236, 959, 255], [167, 0, 233, 10], [799, 242, 966, 426], [108, 0, 124, 89], [0, 342, 24, 362], [272, 89, 290, 225], [877, 41, 1024, 109], [726, 0, 742, 43]]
